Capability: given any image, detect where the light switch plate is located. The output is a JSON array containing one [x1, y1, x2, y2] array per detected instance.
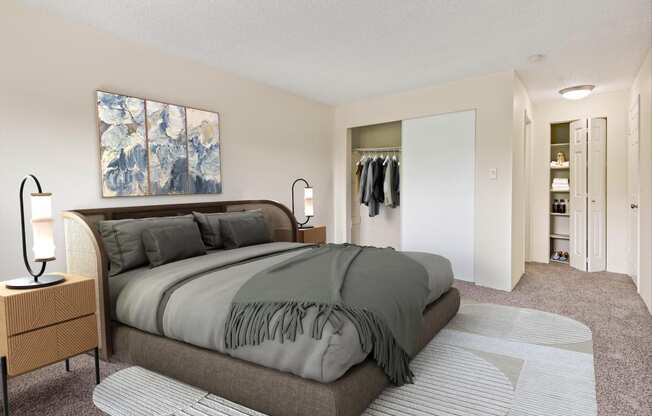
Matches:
[[489, 168, 497, 180]]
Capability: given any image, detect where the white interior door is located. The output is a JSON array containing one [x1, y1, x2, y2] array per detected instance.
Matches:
[[570, 119, 587, 271], [628, 96, 640, 285], [588, 118, 607, 272], [401, 111, 475, 281]]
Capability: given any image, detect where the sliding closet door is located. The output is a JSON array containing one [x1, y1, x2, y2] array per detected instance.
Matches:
[[588, 118, 607, 272], [570, 119, 588, 271], [401, 111, 475, 281]]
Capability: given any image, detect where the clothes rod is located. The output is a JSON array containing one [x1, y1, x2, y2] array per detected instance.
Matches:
[[353, 147, 401, 152]]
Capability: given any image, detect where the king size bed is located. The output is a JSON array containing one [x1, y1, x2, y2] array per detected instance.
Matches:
[[63, 200, 460, 416]]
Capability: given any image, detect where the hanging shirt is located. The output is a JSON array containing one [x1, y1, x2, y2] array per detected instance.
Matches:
[[391, 159, 400, 206], [359, 158, 371, 204], [383, 160, 394, 207]]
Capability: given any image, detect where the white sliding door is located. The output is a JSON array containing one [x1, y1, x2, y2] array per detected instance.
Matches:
[[588, 118, 607, 272], [570, 119, 588, 271], [401, 111, 475, 281]]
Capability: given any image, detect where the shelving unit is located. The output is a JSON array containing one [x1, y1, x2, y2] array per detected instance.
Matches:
[[549, 122, 571, 265]]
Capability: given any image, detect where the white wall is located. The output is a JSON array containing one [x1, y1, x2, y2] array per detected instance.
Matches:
[[0, 0, 334, 279], [630, 49, 652, 313], [512, 75, 534, 288], [530, 91, 630, 273], [333, 72, 516, 291]]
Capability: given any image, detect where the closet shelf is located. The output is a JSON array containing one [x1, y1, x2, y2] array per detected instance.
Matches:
[[550, 189, 570, 193], [353, 146, 401, 152], [550, 166, 569, 170], [550, 213, 570, 217], [551, 143, 570, 147], [550, 233, 570, 240]]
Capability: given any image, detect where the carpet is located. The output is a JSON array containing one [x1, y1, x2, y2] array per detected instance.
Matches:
[[94, 301, 597, 416]]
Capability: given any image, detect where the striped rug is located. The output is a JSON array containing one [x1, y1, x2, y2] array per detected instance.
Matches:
[[94, 302, 597, 416]]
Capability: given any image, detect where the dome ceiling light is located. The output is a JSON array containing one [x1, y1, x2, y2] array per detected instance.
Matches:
[[559, 85, 595, 100]]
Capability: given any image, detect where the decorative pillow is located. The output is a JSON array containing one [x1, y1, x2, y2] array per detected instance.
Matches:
[[219, 210, 272, 249], [192, 211, 225, 249], [99, 215, 194, 276], [142, 223, 206, 267]]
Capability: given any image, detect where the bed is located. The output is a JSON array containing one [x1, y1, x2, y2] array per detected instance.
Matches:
[[63, 200, 460, 416]]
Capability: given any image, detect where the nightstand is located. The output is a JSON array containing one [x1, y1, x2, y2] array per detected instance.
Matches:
[[0, 273, 99, 416], [297, 225, 326, 245]]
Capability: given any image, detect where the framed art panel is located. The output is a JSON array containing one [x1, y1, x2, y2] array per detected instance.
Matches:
[[146, 101, 188, 195], [187, 108, 222, 193], [96, 91, 148, 197]]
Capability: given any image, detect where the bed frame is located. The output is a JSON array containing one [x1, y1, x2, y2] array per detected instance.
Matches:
[[63, 200, 460, 416]]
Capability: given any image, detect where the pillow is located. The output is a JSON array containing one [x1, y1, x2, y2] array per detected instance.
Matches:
[[219, 210, 272, 249], [99, 215, 194, 276], [192, 211, 225, 249], [142, 223, 206, 267]]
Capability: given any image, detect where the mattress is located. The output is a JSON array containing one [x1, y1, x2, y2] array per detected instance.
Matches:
[[109, 242, 454, 383]]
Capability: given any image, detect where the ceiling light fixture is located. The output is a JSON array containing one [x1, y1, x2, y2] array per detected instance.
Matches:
[[559, 85, 595, 100]]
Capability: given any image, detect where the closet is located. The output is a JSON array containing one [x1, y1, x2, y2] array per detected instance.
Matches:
[[349, 111, 476, 282], [350, 121, 402, 248], [549, 118, 606, 272]]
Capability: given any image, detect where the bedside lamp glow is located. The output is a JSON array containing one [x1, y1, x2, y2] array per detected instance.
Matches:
[[291, 178, 314, 229], [304, 187, 314, 217], [4, 175, 64, 289], [31, 193, 56, 261]]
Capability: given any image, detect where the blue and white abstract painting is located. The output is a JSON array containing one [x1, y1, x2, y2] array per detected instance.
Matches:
[[146, 101, 189, 195], [97, 91, 148, 197], [187, 108, 221, 193], [97, 91, 222, 197]]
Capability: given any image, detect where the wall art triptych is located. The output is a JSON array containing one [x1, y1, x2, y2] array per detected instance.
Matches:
[[96, 91, 221, 197]]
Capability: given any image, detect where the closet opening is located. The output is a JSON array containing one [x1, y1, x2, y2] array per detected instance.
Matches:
[[350, 121, 402, 248]]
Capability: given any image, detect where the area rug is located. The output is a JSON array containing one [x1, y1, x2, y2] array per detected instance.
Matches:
[[93, 301, 597, 416]]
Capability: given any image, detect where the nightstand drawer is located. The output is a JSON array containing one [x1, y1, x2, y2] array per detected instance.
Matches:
[[56, 314, 98, 359], [3, 278, 95, 336], [298, 226, 326, 244], [6, 314, 97, 376], [7, 325, 58, 376]]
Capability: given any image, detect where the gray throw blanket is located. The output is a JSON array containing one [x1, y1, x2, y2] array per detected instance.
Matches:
[[224, 244, 430, 385]]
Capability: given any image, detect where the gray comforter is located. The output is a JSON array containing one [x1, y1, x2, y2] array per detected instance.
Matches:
[[110, 242, 454, 383]]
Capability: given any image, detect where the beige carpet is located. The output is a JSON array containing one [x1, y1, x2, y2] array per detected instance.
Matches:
[[1, 262, 650, 416], [455, 262, 652, 416]]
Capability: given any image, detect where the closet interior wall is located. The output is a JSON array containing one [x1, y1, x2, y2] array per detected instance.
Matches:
[[350, 121, 402, 248]]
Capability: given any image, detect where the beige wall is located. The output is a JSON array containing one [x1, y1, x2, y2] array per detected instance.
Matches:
[[630, 50, 652, 313], [350, 122, 401, 248], [0, 0, 334, 279], [512, 75, 534, 288], [333, 72, 516, 291], [530, 91, 630, 273]]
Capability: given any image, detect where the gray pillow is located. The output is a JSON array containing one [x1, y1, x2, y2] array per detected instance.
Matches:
[[99, 215, 194, 276], [192, 211, 225, 249], [142, 223, 206, 267], [220, 210, 272, 249]]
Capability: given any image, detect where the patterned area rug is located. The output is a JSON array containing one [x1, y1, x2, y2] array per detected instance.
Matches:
[[93, 301, 597, 416]]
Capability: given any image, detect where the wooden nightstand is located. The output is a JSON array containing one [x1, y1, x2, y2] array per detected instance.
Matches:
[[0, 273, 99, 416], [297, 225, 326, 245]]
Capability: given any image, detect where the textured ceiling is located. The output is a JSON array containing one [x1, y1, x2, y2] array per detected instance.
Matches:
[[20, 0, 652, 104]]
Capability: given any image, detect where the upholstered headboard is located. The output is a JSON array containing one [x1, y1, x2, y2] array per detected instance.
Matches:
[[62, 200, 298, 360]]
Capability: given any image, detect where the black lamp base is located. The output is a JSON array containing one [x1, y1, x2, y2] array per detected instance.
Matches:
[[298, 225, 314, 229], [4, 274, 65, 290]]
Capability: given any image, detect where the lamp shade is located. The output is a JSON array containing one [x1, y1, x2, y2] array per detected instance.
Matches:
[[304, 187, 314, 217], [30, 193, 55, 261]]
